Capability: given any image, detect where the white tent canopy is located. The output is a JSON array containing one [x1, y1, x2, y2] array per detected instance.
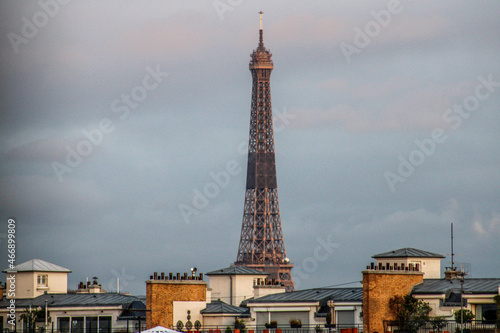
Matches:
[[139, 326, 179, 333]]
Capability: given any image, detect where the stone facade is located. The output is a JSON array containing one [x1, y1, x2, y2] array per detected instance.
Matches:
[[362, 270, 424, 333], [146, 276, 207, 329]]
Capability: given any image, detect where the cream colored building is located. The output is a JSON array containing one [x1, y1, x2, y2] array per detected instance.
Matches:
[[207, 266, 269, 306], [245, 287, 363, 330], [372, 248, 445, 279], [411, 277, 500, 321], [3, 259, 71, 299]]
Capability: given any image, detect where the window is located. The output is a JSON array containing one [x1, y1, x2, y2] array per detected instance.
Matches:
[[86, 317, 98, 333], [71, 317, 84, 333], [37, 275, 48, 286], [58, 316, 111, 333], [99, 317, 111, 333], [59, 317, 70, 333], [477, 304, 497, 324], [337, 311, 355, 326]]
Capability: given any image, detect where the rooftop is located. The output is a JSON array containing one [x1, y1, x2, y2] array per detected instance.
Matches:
[[206, 266, 268, 276], [246, 287, 363, 304], [0, 293, 144, 308], [373, 248, 445, 259], [201, 300, 250, 315], [3, 259, 71, 273], [411, 278, 500, 295]]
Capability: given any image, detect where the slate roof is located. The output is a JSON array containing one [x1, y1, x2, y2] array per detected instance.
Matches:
[[246, 287, 363, 304], [117, 299, 147, 320], [3, 259, 71, 273], [200, 300, 249, 315], [206, 266, 268, 276], [0, 293, 143, 309], [411, 278, 500, 295], [373, 248, 445, 259]]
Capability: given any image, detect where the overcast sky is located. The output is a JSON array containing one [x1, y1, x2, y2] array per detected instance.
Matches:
[[1, 1, 499, 296]]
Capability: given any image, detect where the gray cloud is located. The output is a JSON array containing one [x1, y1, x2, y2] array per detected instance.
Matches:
[[1, 0, 499, 294]]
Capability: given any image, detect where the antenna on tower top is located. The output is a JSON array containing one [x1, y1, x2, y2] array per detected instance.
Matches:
[[259, 11, 263, 30], [451, 222, 455, 269]]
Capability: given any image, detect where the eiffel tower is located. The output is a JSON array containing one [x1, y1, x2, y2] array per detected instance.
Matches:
[[234, 12, 294, 291]]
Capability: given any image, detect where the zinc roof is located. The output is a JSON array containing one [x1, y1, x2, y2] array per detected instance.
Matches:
[[246, 287, 363, 304], [200, 300, 249, 315], [3, 259, 71, 273], [206, 266, 268, 276], [0, 293, 142, 308], [373, 248, 445, 259], [411, 278, 500, 295]]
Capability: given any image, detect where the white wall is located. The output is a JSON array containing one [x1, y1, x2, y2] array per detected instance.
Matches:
[[202, 315, 239, 329], [5, 271, 68, 299], [253, 285, 286, 299], [209, 274, 263, 306], [173, 301, 206, 330], [375, 258, 442, 279]]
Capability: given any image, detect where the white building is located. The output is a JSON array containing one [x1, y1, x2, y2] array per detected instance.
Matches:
[[0, 259, 145, 333], [411, 277, 500, 321], [372, 248, 445, 279], [0, 292, 146, 333], [206, 266, 271, 307], [3, 259, 71, 299], [244, 287, 363, 330]]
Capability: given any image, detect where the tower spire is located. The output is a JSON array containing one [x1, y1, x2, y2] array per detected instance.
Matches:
[[259, 11, 264, 48], [235, 13, 294, 291]]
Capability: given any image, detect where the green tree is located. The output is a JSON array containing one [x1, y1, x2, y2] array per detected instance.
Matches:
[[176, 320, 184, 331], [19, 306, 43, 333], [454, 309, 474, 324], [430, 316, 448, 333], [225, 326, 232, 333], [234, 318, 246, 333], [389, 295, 432, 333], [493, 294, 500, 329], [289, 318, 302, 328]]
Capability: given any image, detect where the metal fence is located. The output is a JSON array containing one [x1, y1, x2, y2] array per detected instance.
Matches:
[[384, 320, 499, 333], [2, 326, 365, 333]]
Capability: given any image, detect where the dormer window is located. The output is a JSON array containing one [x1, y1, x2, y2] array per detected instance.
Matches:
[[37, 274, 48, 286]]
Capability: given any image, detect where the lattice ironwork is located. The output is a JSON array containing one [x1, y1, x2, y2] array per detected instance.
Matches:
[[235, 21, 294, 291]]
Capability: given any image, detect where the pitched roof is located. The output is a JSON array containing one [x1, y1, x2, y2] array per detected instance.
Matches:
[[200, 300, 249, 315], [141, 327, 179, 333], [411, 278, 500, 295], [372, 248, 445, 259], [0, 293, 142, 308], [3, 259, 71, 273], [206, 266, 268, 276], [246, 287, 363, 304]]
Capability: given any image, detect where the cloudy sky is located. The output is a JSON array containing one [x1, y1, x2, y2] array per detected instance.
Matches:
[[1, 1, 499, 295]]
